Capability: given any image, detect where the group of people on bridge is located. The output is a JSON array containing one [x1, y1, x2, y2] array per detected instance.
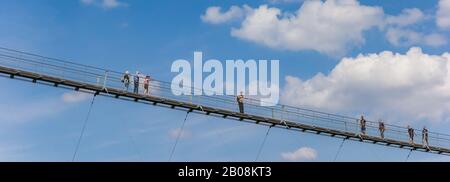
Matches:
[[122, 71, 247, 114], [359, 116, 429, 148], [121, 71, 151, 95], [121, 72, 431, 149]]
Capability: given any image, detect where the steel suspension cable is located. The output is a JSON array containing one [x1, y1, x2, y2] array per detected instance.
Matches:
[[333, 138, 346, 162], [255, 126, 272, 162], [72, 94, 97, 162], [168, 111, 190, 162], [405, 149, 413, 162]]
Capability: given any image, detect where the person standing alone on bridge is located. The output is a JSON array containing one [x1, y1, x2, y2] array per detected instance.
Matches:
[[422, 126, 429, 149], [134, 71, 140, 94], [408, 125, 415, 144], [144, 75, 150, 95], [121, 71, 130, 91], [379, 120, 385, 139], [360, 116, 366, 135], [237, 91, 245, 114]]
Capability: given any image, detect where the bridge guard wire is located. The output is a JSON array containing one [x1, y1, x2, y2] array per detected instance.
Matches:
[[333, 138, 347, 162], [168, 111, 190, 162], [72, 94, 97, 162], [255, 126, 273, 162]]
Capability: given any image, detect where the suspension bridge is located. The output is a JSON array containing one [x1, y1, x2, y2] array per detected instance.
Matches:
[[1, 46, 450, 160]]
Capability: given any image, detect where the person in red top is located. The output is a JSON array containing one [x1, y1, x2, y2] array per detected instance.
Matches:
[[144, 75, 150, 95]]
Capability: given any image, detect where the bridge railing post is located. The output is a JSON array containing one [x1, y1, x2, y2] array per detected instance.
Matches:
[[344, 119, 348, 132], [62, 62, 66, 79], [437, 133, 440, 148], [102, 70, 109, 90]]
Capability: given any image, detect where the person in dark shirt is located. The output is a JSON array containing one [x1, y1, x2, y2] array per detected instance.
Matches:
[[360, 116, 366, 135], [237, 91, 244, 114], [408, 125, 415, 144], [133, 71, 140, 94], [379, 120, 385, 139], [121, 70, 130, 91]]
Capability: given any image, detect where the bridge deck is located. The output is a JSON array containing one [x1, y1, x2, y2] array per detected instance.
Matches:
[[1, 47, 450, 156]]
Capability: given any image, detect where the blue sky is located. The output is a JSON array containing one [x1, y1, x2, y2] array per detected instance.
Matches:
[[1, 0, 450, 162]]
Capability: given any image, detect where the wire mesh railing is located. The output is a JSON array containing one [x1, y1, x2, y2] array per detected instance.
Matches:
[[0, 47, 449, 150]]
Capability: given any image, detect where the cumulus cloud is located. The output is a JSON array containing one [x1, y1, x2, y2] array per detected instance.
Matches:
[[281, 47, 450, 123], [201, 6, 249, 24], [202, 1, 447, 55], [0, 99, 65, 124], [423, 33, 448, 47], [169, 128, 192, 139], [437, 0, 450, 29], [268, 0, 304, 4], [80, 0, 127, 9], [385, 28, 447, 47], [384, 8, 446, 47], [385, 8, 425, 27], [230, 1, 383, 56], [61, 92, 92, 103], [281, 147, 317, 161]]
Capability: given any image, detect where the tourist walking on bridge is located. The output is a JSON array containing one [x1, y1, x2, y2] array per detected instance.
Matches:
[[121, 70, 130, 91], [237, 91, 245, 114], [359, 116, 366, 135], [408, 125, 415, 144], [422, 126, 429, 149], [379, 120, 385, 139], [144, 75, 150, 95], [134, 71, 140, 94]]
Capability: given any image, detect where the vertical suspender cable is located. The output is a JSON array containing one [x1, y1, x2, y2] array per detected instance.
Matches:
[[121, 115, 144, 162], [168, 111, 190, 162], [255, 126, 272, 162], [333, 138, 346, 162], [72, 94, 97, 162], [405, 149, 413, 162]]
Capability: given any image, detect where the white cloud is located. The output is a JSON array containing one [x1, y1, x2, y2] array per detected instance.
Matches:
[[385, 28, 446, 47], [385, 8, 425, 27], [169, 128, 192, 139], [281, 47, 450, 123], [437, 0, 450, 29], [80, 0, 127, 9], [424, 33, 448, 47], [230, 1, 384, 56], [0, 142, 33, 161], [0, 82, 77, 125], [384, 8, 446, 47], [61, 92, 92, 103], [201, 6, 249, 24], [0, 97, 66, 124], [385, 28, 422, 46], [281, 147, 317, 161], [203, 1, 447, 55], [80, 0, 95, 5], [268, 0, 304, 4]]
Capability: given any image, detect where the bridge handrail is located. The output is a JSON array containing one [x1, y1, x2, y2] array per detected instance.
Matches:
[[1, 46, 449, 147]]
